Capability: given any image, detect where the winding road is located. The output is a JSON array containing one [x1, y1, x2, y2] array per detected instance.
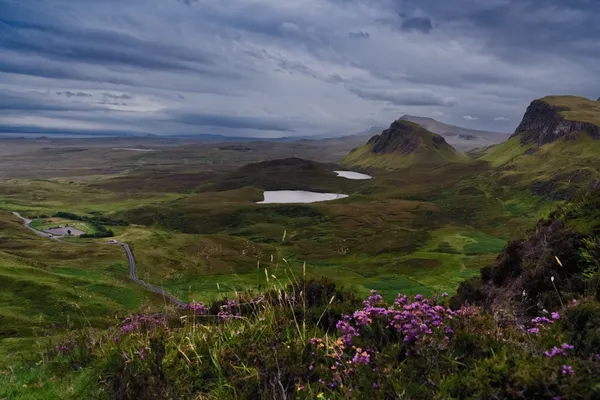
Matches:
[[121, 243, 187, 307], [11, 211, 186, 307], [12, 212, 54, 238]]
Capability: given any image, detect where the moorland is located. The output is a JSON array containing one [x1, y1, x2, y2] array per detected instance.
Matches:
[[2, 95, 600, 399]]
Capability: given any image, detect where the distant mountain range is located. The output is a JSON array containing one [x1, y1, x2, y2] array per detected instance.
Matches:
[[0, 116, 508, 151]]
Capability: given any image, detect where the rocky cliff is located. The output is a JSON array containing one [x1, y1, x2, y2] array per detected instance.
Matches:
[[512, 98, 600, 146], [367, 120, 451, 154]]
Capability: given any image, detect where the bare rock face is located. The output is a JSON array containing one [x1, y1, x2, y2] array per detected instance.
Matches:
[[367, 120, 447, 154], [512, 100, 600, 146]]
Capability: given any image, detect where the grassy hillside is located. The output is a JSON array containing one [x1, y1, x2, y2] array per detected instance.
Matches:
[[0, 213, 163, 361], [342, 121, 464, 169], [482, 131, 600, 201], [5, 263, 600, 399]]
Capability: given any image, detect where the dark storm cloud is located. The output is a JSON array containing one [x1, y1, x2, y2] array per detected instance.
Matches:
[[0, 3, 216, 73], [349, 31, 370, 39], [397, 0, 600, 59], [400, 17, 434, 33]]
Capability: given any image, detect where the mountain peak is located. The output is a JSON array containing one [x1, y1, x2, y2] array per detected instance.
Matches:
[[512, 96, 600, 146], [367, 120, 448, 154], [342, 119, 460, 169]]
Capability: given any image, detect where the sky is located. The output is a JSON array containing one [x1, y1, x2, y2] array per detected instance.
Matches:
[[1, 0, 599, 138]]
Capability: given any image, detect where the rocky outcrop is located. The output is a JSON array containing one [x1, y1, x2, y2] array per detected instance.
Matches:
[[367, 120, 450, 154], [512, 99, 600, 146]]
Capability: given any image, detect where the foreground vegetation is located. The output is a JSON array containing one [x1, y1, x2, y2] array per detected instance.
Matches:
[[2, 282, 600, 399], [3, 186, 600, 399]]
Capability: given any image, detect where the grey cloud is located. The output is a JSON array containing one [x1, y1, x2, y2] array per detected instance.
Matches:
[[0, 55, 136, 85], [0, 125, 142, 137], [349, 31, 370, 39], [348, 87, 457, 107], [170, 111, 295, 132], [400, 17, 434, 33], [0, 91, 102, 112], [103, 93, 133, 101], [0, 0, 599, 136], [246, 48, 324, 81], [0, 5, 218, 73], [57, 91, 92, 98], [410, 0, 600, 59]]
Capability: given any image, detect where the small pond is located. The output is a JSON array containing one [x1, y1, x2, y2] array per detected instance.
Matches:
[[257, 190, 349, 204]]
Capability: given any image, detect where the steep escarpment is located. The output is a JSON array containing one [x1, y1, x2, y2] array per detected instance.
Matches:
[[453, 189, 600, 319], [513, 96, 600, 147], [343, 120, 461, 169]]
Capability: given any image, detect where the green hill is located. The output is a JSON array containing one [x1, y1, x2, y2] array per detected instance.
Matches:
[[202, 157, 353, 193], [342, 120, 463, 169]]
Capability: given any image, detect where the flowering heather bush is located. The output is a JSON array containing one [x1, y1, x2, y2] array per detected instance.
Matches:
[[120, 313, 168, 334], [7, 279, 600, 400], [186, 301, 209, 315], [335, 290, 455, 348]]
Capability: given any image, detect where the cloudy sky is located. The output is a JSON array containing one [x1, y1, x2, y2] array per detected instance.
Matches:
[[1, 0, 599, 138]]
